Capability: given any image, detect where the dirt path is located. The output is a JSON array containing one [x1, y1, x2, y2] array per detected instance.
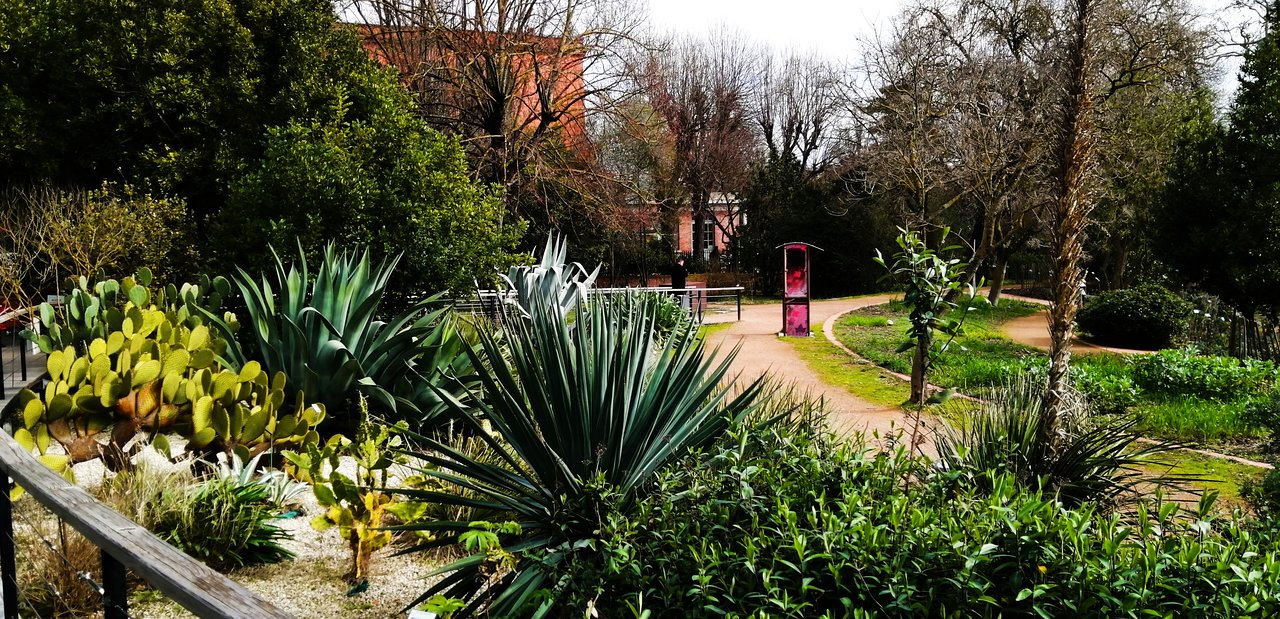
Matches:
[[998, 294, 1155, 355], [703, 296, 912, 438]]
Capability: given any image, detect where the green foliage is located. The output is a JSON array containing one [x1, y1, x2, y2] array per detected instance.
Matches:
[[215, 450, 310, 508], [1136, 397, 1262, 444], [567, 420, 1280, 618], [1133, 347, 1276, 401], [873, 228, 979, 405], [222, 118, 522, 296], [286, 401, 416, 583], [24, 270, 234, 355], [936, 376, 1183, 508], [1077, 283, 1192, 349], [148, 476, 294, 571], [1157, 29, 1280, 323], [1243, 468, 1280, 517], [4, 272, 324, 479], [736, 153, 899, 296], [1244, 389, 1280, 449], [210, 244, 472, 432], [594, 290, 695, 342], [0, 0, 520, 294], [393, 295, 765, 616]]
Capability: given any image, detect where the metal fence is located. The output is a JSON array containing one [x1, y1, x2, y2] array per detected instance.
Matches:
[[450, 286, 745, 323]]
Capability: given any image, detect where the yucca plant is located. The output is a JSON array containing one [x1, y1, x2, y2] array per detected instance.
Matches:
[[393, 295, 766, 616], [204, 244, 471, 432], [936, 375, 1188, 508]]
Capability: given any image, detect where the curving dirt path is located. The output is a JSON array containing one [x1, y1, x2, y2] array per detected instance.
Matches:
[[702, 296, 913, 438], [997, 294, 1156, 355]]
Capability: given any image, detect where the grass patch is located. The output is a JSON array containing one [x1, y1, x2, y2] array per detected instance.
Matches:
[[1135, 397, 1266, 445], [788, 335, 911, 409], [698, 322, 733, 339], [1146, 449, 1267, 506], [834, 299, 1044, 391]]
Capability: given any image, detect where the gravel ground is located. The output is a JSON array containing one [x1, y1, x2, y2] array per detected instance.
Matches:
[[28, 449, 451, 619]]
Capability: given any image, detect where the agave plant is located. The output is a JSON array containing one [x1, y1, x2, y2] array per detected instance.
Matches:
[[394, 295, 766, 616], [935, 375, 1188, 508], [203, 244, 471, 432], [502, 233, 599, 318]]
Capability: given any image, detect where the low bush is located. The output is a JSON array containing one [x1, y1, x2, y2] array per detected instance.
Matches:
[[1243, 468, 1280, 517], [1133, 347, 1276, 401], [147, 477, 294, 571], [936, 376, 1177, 507], [563, 423, 1280, 618], [1077, 283, 1192, 349], [1243, 389, 1280, 449]]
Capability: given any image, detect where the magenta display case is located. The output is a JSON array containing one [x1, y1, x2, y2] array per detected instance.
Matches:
[[778, 242, 822, 337]]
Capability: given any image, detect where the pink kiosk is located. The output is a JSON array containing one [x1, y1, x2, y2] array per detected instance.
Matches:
[[779, 242, 822, 336]]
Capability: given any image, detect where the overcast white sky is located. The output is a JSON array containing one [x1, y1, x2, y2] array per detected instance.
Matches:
[[645, 0, 898, 63]]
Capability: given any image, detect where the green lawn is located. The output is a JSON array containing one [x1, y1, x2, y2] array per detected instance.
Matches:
[[788, 334, 912, 409], [830, 298, 1273, 452]]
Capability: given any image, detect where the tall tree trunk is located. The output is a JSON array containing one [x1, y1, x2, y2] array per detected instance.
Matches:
[[912, 330, 931, 406], [1044, 0, 1100, 440], [988, 251, 1010, 306]]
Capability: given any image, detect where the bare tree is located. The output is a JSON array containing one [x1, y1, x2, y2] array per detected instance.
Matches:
[[345, 0, 644, 228], [854, 9, 974, 233], [638, 32, 758, 260], [753, 52, 842, 175]]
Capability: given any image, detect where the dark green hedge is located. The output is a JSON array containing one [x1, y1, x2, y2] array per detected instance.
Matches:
[[1077, 283, 1192, 349]]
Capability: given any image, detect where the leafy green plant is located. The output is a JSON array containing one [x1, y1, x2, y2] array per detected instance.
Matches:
[[1133, 347, 1276, 400], [1077, 283, 1192, 349], [215, 451, 309, 508], [593, 290, 695, 342], [285, 400, 419, 584], [1244, 389, 1280, 449], [936, 375, 1184, 508], [1243, 468, 1280, 517], [206, 244, 472, 432], [148, 476, 294, 571], [393, 295, 766, 616], [565, 417, 1280, 618], [873, 227, 979, 407]]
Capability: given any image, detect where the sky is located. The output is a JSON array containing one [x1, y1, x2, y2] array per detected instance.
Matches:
[[645, 0, 899, 63]]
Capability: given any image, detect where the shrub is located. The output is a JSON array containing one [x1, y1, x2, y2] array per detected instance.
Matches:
[[147, 477, 294, 571], [208, 244, 472, 432], [1243, 468, 1280, 517], [1076, 283, 1192, 349], [1244, 390, 1280, 443], [593, 290, 695, 342], [567, 422, 1280, 618], [1133, 347, 1276, 400], [935, 376, 1179, 507], [393, 293, 766, 615], [1072, 365, 1141, 414]]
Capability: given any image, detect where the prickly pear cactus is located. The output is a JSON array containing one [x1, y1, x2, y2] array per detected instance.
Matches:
[[6, 272, 317, 477]]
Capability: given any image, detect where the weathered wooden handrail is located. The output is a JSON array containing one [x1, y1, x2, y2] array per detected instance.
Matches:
[[0, 431, 293, 618]]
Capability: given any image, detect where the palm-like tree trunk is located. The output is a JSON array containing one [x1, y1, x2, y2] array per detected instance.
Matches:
[[1044, 0, 1100, 440]]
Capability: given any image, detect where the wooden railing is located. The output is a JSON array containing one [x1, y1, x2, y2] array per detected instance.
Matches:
[[0, 431, 293, 618]]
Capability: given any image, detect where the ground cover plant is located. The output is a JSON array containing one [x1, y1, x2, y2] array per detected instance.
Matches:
[[553, 413, 1280, 618]]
